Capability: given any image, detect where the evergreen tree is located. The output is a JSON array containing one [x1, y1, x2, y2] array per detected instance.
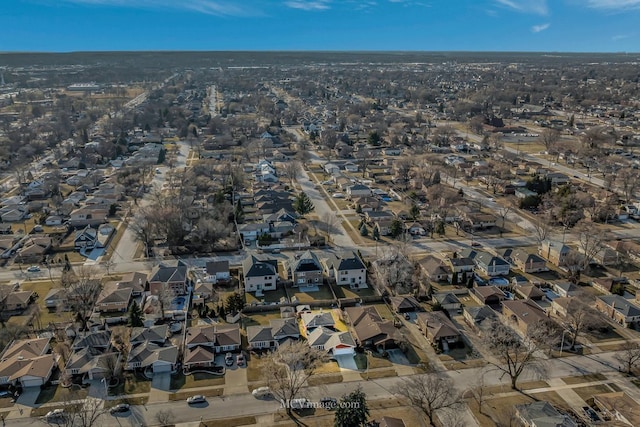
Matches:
[[128, 300, 144, 327], [372, 226, 380, 241], [435, 220, 446, 236], [157, 148, 166, 164], [226, 293, 245, 314], [390, 219, 404, 238], [355, 204, 363, 214], [334, 386, 369, 427], [293, 192, 314, 216], [410, 204, 420, 220], [234, 200, 245, 223], [360, 224, 368, 237]]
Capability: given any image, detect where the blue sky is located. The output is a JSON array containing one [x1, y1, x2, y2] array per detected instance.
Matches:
[[2, 0, 640, 52]]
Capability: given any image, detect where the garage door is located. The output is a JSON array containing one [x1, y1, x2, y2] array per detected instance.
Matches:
[[153, 363, 172, 373], [21, 378, 44, 388], [334, 354, 358, 370], [333, 347, 355, 356]]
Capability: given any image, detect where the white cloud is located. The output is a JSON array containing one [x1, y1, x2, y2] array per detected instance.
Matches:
[[612, 33, 633, 40], [495, 0, 548, 15], [284, 0, 331, 11], [58, 0, 253, 16], [531, 23, 550, 32], [587, 0, 640, 9]]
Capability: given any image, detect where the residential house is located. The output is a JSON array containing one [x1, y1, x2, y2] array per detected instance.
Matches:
[[243, 254, 278, 293], [463, 213, 497, 230], [550, 297, 578, 318], [44, 288, 66, 309], [238, 223, 271, 242], [416, 311, 461, 351], [322, 251, 367, 289], [344, 306, 400, 350], [344, 162, 359, 172], [74, 224, 114, 250], [324, 163, 340, 175], [68, 207, 108, 228], [204, 261, 230, 284], [0, 207, 26, 222], [552, 281, 580, 297], [407, 222, 427, 236], [16, 236, 52, 263], [126, 341, 178, 373], [418, 256, 449, 282], [301, 311, 335, 335], [592, 277, 626, 295], [246, 318, 300, 350], [149, 265, 188, 296], [474, 252, 510, 276], [539, 240, 570, 266], [288, 250, 323, 287], [0, 337, 56, 388], [432, 293, 462, 313], [471, 286, 505, 306], [502, 299, 548, 335], [193, 281, 213, 301], [593, 392, 640, 427], [45, 215, 63, 226], [130, 325, 169, 346], [183, 324, 241, 369], [95, 282, 132, 313], [515, 401, 577, 427], [66, 347, 120, 381], [307, 327, 356, 356], [389, 296, 421, 314], [514, 284, 545, 302], [115, 272, 147, 296], [346, 184, 372, 199], [4, 290, 34, 312], [512, 249, 547, 273], [463, 305, 498, 331], [595, 295, 640, 328], [374, 218, 395, 236]]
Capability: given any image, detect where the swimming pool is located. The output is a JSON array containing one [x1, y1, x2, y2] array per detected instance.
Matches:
[[489, 277, 509, 286]]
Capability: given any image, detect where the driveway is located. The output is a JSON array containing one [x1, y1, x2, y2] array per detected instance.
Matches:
[[334, 354, 358, 371], [387, 349, 411, 366], [151, 372, 171, 391]]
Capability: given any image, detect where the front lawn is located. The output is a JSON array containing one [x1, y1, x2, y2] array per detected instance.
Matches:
[[169, 387, 223, 401], [203, 416, 257, 427], [170, 372, 225, 390], [109, 373, 151, 396], [307, 374, 343, 386], [35, 384, 87, 405]]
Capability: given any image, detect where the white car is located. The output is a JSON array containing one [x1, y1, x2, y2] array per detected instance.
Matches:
[[332, 193, 345, 199], [186, 395, 206, 404], [27, 266, 41, 273], [252, 386, 272, 398]]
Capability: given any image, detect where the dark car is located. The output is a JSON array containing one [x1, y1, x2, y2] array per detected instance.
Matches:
[[109, 403, 130, 414]]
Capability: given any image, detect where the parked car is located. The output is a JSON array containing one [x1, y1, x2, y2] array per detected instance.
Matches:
[[332, 193, 345, 198], [0, 391, 11, 398], [252, 386, 272, 398], [46, 409, 65, 422], [236, 353, 246, 366], [225, 352, 234, 366], [186, 395, 206, 404], [320, 397, 337, 410], [27, 266, 41, 272], [109, 403, 130, 414]]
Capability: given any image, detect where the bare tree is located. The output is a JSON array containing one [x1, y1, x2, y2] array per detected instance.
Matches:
[[615, 342, 640, 374], [282, 160, 302, 186], [496, 204, 512, 237], [263, 341, 328, 416], [468, 369, 489, 415], [576, 222, 607, 271], [531, 214, 551, 245], [541, 128, 561, 161], [564, 298, 602, 350], [155, 409, 176, 427], [320, 211, 340, 243], [60, 266, 102, 332], [374, 247, 414, 295], [393, 374, 462, 427], [485, 319, 547, 390], [46, 390, 107, 427], [562, 251, 585, 284], [617, 169, 640, 202]]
